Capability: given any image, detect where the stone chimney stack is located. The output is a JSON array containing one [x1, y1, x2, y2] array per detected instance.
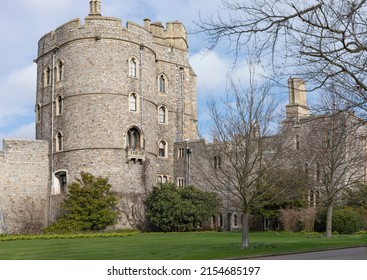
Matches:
[[285, 77, 310, 120], [89, 0, 101, 16]]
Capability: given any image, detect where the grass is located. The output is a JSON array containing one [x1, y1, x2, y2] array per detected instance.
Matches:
[[0, 231, 365, 260]]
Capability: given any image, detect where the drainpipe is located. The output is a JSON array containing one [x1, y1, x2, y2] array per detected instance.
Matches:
[[185, 140, 191, 186], [180, 67, 185, 141], [139, 44, 145, 150]]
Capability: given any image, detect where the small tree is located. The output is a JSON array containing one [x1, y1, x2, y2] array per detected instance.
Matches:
[[194, 75, 287, 248], [146, 183, 220, 232], [46, 172, 119, 233]]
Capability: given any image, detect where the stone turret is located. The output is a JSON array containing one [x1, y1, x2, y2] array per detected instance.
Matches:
[[35, 0, 198, 227]]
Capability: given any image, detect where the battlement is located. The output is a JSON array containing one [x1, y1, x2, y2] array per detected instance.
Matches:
[[143, 19, 188, 50], [37, 15, 188, 59]]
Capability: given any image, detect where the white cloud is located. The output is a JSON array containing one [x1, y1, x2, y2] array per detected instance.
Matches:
[[0, 64, 36, 128], [190, 51, 228, 94], [0, 122, 35, 150], [14, 0, 76, 14]]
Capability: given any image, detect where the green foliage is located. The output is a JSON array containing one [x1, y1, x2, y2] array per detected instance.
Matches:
[[45, 172, 120, 233], [315, 208, 365, 234], [145, 183, 220, 232], [343, 183, 367, 208]]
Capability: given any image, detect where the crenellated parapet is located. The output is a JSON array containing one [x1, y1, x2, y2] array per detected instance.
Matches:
[[143, 19, 188, 50], [37, 16, 188, 59]]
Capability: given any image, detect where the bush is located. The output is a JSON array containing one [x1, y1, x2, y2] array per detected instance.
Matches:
[[45, 172, 120, 233], [315, 208, 365, 234], [146, 183, 220, 232], [279, 208, 316, 232]]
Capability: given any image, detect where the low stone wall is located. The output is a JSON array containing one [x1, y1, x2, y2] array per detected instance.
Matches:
[[0, 139, 50, 234]]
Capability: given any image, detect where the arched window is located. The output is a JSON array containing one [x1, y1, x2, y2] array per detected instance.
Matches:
[[55, 95, 63, 115], [127, 127, 141, 151], [158, 140, 167, 157], [129, 57, 137, 77], [159, 74, 166, 92], [35, 104, 41, 122], [129, 93, 138, 112], [158, 106, 167, 124], [44, 66, 51, 86], [56, 132, 63, 152], [57, 60, 64, 81]]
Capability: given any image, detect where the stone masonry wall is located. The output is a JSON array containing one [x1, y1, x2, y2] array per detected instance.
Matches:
[[0, 139, 49, 234]]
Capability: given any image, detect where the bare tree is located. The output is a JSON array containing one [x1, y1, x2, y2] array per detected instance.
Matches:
[[195, 73, 288, 248], [300, 93, 367, 237], [119, 192, 147, 231], [9, 196, 48, 234], [195, 0, 367, 113]]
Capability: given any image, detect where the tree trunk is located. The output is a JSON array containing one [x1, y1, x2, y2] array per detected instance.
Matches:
[[241, 211, 250, 248], [326, 204, 333, 238]]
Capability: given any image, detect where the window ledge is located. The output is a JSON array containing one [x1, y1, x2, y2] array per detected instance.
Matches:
[[127, 149, 145, 162]]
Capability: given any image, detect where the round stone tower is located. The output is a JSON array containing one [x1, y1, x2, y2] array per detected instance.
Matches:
[[35, 1, 198, 227]]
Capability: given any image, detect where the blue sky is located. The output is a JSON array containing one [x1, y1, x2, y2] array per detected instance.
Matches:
[[0, 0, 287, 149]]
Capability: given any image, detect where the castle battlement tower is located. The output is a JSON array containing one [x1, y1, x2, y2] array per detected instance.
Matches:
[[35, 1, 198, 226]]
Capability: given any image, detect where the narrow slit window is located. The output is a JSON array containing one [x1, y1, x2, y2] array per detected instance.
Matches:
[[159, 75, 166, 92], [129, 58, 137, 77], [159, 106, 166, 123], [129, 93, 137, 112]]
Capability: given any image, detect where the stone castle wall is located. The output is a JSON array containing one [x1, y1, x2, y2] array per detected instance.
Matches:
[[0, 139, 49, 234]]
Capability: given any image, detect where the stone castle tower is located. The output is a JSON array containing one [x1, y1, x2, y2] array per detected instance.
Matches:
[[34, 0, 198, 223]]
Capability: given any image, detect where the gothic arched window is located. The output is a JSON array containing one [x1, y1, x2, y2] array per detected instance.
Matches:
[[44, 66, 51, 86], [159, 74, 166, 92], [56, 95, 63, 115], [57, 60, 64, 82], [56, 132, 63, 152], [129, 58, 137, 77], [158, 106, 167, 124], [158, 140, 167, 157], [129, 93, 138, 112], [127, 127, 141, 151], [35, 104, 41, 122]]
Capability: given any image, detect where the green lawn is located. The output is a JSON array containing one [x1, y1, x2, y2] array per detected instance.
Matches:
[[0, 231, 366, 260]]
